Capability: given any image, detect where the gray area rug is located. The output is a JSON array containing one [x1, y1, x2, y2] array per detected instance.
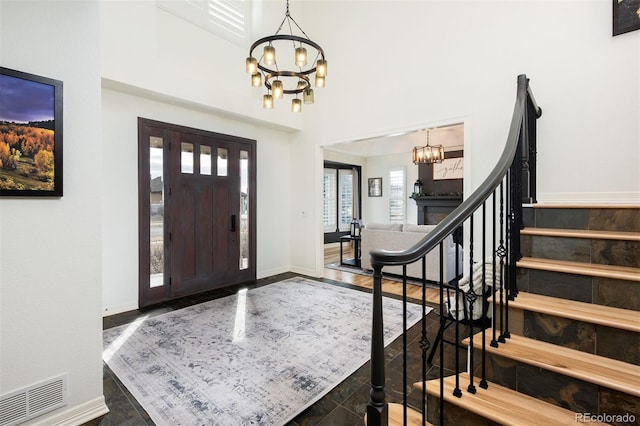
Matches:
[[103, 277, 427, 425]]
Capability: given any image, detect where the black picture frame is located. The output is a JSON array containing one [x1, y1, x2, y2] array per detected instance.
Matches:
[[368, 177, 382, 197], [0, 67, 63, 196], [613, 0, 640, 36]]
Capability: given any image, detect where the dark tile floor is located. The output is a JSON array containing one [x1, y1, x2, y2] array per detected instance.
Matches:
[[85, 272, 463, 426]]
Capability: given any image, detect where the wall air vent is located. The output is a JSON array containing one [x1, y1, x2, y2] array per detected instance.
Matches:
[[0, 374, 67, 426]]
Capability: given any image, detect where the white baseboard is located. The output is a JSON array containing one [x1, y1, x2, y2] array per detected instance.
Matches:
[[289, 265, 319, 277], [31, 396, 109, 426], [537, 191, 640, 205], [102, 301, 139, 317], [257, 265, 290, 279]]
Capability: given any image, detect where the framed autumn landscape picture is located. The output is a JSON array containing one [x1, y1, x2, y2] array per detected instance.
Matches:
[[0, 67, 63, 196]]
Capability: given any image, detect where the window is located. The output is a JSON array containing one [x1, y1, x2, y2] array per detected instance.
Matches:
[[323, 169, 337, 232], [157, 0, 250, 46], [338, 170, 354, 231], [389, 168, 405, 223], [323, 165, 360, 235]]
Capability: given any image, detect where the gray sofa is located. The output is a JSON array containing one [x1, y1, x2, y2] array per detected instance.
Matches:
[[360, 222, 462, 282]]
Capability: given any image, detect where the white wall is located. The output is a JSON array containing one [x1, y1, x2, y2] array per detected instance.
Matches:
[[288, 0, 639, 276], [363, 153, 419, 226], [100, 0, 302, 132], [0, 0, 107, 423]]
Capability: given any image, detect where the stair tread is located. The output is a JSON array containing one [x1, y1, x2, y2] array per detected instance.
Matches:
[[417, 372, 606, 426], [463, 333, 640, 397], [494, 292, 640, 332], [517, 256, 640, 281], [521, 227, 640, 241]]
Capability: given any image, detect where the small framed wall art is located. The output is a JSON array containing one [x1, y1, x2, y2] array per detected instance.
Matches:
[[368, 177, 382, 197], [0, 67, 63, 196]]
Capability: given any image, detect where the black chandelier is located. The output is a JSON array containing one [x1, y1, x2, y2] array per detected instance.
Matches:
[[245, 0, 327, 112], [412, 130, 445, 164]]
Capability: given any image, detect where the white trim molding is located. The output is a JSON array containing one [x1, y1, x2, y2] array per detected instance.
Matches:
[[537, 191, 640, 205], [33, 396, 108, 426]]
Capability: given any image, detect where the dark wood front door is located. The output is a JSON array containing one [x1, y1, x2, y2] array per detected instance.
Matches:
[[138, 119, 256, 307]]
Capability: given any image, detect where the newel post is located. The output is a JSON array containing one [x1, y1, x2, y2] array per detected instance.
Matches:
[[366, 263, 388, 425]]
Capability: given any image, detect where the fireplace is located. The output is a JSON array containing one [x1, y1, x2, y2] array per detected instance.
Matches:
[[413, 195, 463, 225]]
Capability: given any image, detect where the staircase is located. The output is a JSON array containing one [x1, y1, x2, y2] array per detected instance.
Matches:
[[364, 76, 639, 426], [421, 204, 640, 425]]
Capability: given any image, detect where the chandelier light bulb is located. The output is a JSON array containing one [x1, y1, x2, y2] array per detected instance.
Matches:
[[315, 75, 325, 88], [246, 57, 257, 74], [272, 80, 284, 98], [316, 59, 327, 77], [263, 94, 274, 109], [303, 87, 314, 104], [291, 98, 302, 112], [251, 72, 262, 87], [264, 45, 276, 66], [295, 47, 307, 67]]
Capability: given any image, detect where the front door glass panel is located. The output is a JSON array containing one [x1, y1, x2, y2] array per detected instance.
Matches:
[[149, 136, 164, 288], [239, 150, 249, 270]]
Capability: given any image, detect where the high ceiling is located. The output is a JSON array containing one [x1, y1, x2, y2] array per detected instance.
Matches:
[[323, 123, 464, 158]]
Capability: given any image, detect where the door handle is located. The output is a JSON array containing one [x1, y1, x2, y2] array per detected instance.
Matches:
[[231, 214, 236, 232]]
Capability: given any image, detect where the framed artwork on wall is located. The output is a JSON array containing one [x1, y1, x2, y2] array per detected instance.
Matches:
[[433, 158, 464, 180], [368, 177, 382, 197], [0, 67, 63, 196], [613, 0, 640, 36]]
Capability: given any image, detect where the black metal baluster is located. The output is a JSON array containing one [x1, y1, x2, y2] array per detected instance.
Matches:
[[453, 234, 462, 398], [402, 265, 408, 426], [420, 255, 429, 426], [503, 171, 512, 341], [480, 201, 488, 389], [491, 189, 500, 349], [497, 181, 507, 345], [467, 214, 477, 394], [438, 243, 446, 425]]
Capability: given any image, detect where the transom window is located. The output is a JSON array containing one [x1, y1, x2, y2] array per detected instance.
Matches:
[[157, 0, 250, 46]]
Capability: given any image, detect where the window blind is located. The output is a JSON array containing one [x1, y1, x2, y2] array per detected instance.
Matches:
[[157, 0, 249, 46], [388, 168, 405, 223]]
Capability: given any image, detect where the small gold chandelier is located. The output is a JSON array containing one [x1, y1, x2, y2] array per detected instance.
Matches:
[[412, 130, 445, 164], [245, 0, 327, 112]]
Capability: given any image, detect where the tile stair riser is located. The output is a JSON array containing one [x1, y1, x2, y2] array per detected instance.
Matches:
[[515, 269, 640, 311], [520, 235, 640, 268], [523, 207, 640, 233]]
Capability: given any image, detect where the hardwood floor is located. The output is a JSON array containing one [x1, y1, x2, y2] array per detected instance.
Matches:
[[323, 242, 442, 304]]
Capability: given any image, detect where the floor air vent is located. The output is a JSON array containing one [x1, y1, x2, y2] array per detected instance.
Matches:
[[0, 374, 67, 426]]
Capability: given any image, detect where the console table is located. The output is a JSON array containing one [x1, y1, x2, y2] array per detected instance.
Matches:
[[340, 235, 361, 267]]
